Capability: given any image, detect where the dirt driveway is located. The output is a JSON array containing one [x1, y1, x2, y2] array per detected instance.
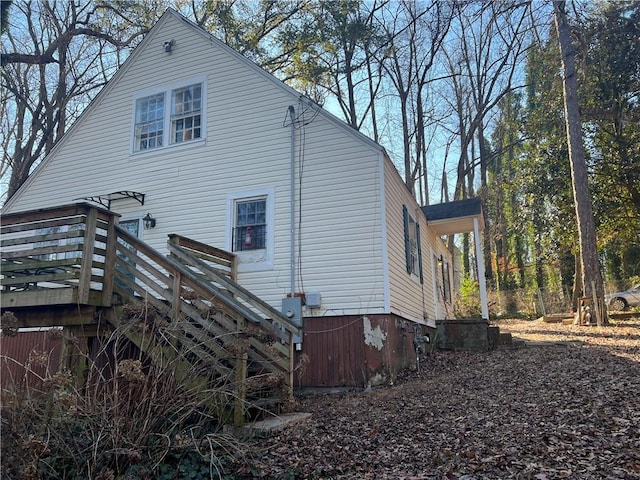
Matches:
[[239, 319, 640, 479]]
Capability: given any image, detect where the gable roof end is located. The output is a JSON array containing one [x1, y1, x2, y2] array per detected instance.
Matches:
[[166, 8, 386, 156], [4, 7, 389, 212], [3, 9, 176, 212]]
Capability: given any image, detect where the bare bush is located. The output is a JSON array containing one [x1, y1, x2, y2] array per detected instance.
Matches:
[[1, 324, 249, 479]]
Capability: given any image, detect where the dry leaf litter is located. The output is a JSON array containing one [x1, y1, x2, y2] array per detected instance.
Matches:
[[237, 318, 640, 479]]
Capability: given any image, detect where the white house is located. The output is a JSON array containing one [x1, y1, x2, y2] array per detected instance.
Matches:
[[3, 9, 485, 387]]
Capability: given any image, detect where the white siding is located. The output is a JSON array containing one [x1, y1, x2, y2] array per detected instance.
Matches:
[[383, 159, 452, 324], [295, 120, 385, 316], [5, 12, 386, 316]]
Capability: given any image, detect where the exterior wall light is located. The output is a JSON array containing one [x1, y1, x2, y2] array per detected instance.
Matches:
[[143, 213, 156, 229], [164, 40, 174, 53]]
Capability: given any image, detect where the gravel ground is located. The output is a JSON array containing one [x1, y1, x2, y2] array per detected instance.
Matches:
[[235, 318, 640, 479]]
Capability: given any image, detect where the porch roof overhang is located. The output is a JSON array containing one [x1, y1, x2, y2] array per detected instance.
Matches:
[[422, 197, 489, 320], [421, 197, 484, 235]]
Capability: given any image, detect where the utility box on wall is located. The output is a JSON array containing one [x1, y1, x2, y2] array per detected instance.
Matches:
[[305, 291, 321, 308]]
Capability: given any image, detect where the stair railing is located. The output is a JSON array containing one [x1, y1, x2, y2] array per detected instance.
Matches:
[[112, 227, 299, 424]]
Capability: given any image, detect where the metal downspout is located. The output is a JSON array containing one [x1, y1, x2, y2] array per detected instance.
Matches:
[[288, 105, 296, 296]]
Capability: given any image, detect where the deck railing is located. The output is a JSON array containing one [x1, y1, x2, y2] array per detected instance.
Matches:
[[1, 203, 117, 307]]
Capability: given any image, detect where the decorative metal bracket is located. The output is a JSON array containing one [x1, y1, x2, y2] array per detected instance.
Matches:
[[74, 191, 145, 210]]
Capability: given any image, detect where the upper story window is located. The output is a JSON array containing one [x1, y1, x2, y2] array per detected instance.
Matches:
[[133, 80, 204, 153], [171, 84, 202, 143], [135, 94, 165, 151]]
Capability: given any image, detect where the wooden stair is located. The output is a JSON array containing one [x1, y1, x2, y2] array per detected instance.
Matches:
[[1, 204, 300, 425], [110, 230, 300, 425]]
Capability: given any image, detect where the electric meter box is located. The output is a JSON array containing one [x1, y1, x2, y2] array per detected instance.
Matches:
[[281, 297, 302, 327]]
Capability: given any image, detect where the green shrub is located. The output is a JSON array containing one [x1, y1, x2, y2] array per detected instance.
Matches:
[[454, 274, 482, 318]]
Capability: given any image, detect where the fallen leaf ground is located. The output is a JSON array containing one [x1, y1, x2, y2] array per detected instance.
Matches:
[[237, 318, 640, 479]]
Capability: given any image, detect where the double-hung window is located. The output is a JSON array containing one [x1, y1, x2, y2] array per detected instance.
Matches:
[[442, 259, 452, 302], [135, 94, 165, 151], [403, 205, 423, 283], [171, 84, 202, 143], [227, 188, 274, 272], [133, 81, 204, 152], [233, 198, 267, 252]]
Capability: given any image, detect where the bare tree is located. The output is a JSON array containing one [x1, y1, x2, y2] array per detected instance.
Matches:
[[276, 0, 390, 140], [553, 0, 607, 325], [440, 1, 533, 283], [1, 1, 150, 203], [378, 0, 453, 200], [0, 0, 334, 203], [1, 1, 10, 34]]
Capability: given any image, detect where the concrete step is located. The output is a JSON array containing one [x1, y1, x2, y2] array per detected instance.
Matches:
[[494, 330, 527, 350], [499, 332, 513, 346], [436, 320, 528, 352], [226, 412, 312, 438], [487, 326, 500, 350]]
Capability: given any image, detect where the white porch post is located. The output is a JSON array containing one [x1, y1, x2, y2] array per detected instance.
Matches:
[[474, 217, 489, 320]]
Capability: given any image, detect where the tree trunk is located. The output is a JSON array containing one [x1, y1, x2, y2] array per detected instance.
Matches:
[[572, 250, 583, 312], [553, 0, 607, 325]]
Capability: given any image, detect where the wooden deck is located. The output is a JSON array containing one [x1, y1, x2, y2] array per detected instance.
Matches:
[[1, 203, 300, 424], [2, 204, 117, 311]]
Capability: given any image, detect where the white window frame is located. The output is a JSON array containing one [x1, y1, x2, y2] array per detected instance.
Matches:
[[134, 93, 165, 152], [115, 215, 144, 294], [233, 198, 267, 252], [131, 76, 206, 155], [226, 187, 275, 273]]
